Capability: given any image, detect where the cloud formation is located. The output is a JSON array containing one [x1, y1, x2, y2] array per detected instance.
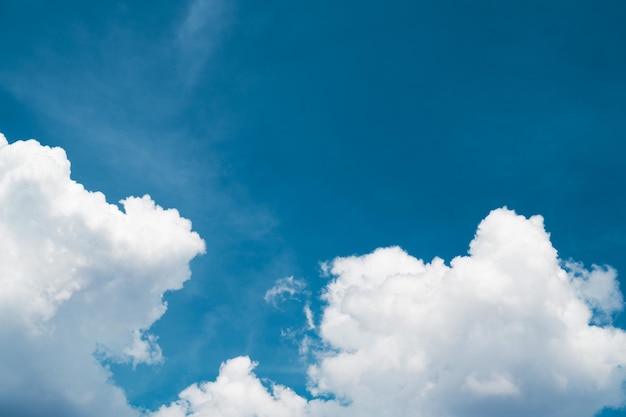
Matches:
[[176, 0, 231, 84], [155, 208, 626, 417], [264, 276, 308, 307], [310, 209, 626, 417], [0, 134, 205, 416], [0, 132, 623, 417], [150, 356, 309, 417]]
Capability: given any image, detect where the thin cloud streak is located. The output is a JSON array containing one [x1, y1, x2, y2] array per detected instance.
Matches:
[[0, 0, 232, 189], [176, 0, 232, 86]]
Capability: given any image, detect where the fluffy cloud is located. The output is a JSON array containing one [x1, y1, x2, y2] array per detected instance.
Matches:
[[310, 208, 626, 417], [0, 134, 205, 416], [155, 208, 626, 417], [2, 132, 624, 417], [150, 356, 309, 417]]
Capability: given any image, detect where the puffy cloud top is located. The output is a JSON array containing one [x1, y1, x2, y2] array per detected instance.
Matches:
[[151, 356, 308, 417], [155, 208, 626, 417], [0, 136, 205, 416], [1, 133, 624, 417], [310, 208, 626, 417]]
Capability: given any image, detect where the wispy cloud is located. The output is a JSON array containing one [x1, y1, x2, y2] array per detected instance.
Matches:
[[176, 0, 232, 85], [0, 0, 273, 247], [0, 0, 232, 189], [264, 276, 308, 307], [303, 303, 315, 330]]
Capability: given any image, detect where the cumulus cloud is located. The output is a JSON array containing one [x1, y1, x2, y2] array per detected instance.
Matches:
[[309, 208, 626, 417], [150, 356, 309, 417], [156, 208, 626, 417], [0, 134, 205, 416], [566, 261, 623, 323], [1, 132, 624, 417]]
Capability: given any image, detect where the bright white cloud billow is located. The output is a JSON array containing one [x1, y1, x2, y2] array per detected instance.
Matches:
[[150, 356, 309, 417], [155, 208, 626, 417], [310, 208, 626, 417], [0, 134, 205, 417], [1, 132, 624, 417]]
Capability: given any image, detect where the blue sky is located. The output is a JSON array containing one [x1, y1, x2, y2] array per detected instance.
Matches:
[[1, 1, 626, 416]]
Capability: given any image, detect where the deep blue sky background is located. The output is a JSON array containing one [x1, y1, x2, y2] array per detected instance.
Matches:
[[1, 1, 626, 415]]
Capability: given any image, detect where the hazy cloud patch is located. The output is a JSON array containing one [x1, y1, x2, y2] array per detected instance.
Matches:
[[176, 0, 231, 85]]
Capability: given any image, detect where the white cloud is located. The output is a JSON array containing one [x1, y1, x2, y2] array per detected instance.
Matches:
[[0, 134, 205, 416], [151, 356, 309, 417], [309, 208, 626, 417], [0, 136, 623, 417], [264, 276, 308, 307], [156, 207, 626, 417], [566, 261, 623, 323]]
